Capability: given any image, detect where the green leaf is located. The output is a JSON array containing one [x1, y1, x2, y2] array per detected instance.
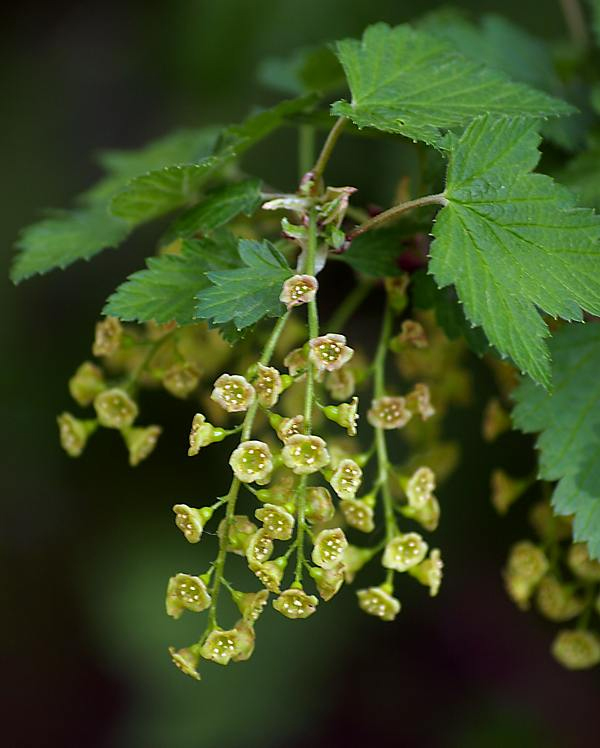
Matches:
[[411, 270, 489, 355], [331, 23, 573, 147], [165, 179, 262, 240], [430, 114, 600, 387], [341, 224, 420, 277], [11, 206, 130, 283], [110, 96, 315, 226], [110, 157, 223, 224], [194, 239, 292, 330], [559, 137, 600, 210], [103, 232, 240, 326], [258, 44, 345, 95], [82, 127, 220, 206], [513, 323, 600, 559], [419, 12, 585, 150]]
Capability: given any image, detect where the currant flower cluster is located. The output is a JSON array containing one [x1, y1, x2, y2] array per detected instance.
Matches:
[[56, 318, 232, 467], [167, 248, 447, 679]]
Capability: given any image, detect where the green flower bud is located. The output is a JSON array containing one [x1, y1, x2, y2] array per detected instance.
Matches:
[[92, 316, 122, 357], [528, 500, 572, 540], [273, 588, 318, 619], [94, 387, 138, 429], [200, 628, 241, 666], [367, 396, 411, 430], [188, 413, 226, 456], [283, 347, 308, 377], [383, 533, 428, 572], [255, 503, 295, 541], [551, 629, 600, 670], [282, 434, 330, 475], [340, 497, 375, 533], [406, 383, 435, 420], [535, 575, 585, 622], [343, 544, 374, 583], [168, 646, 201, 680], [312, 528, 348, 569], [322, 396, 359, 436], [211, 373, 256, 413], [163, 362, 200, 399], [229, 440, 273, 484], [173, 503, 213, 544], [271, 413, 305, 443], [57, 412, 97, 457], [317, 185, 356, 227], [68, 361, 105, 406], [253, 473, 296, 507], [232, 619, 256, 661], [218, 515, 257, 555], [384, 275, 409, 312], [308, 333, 354, 372], [254, 364, 283, 408], [491, 470, 529, 515], [280, 274, 318, 309], [409, 548, 443, 596], [325, 367, 356, 402], [165, 573, 211, 618], [357, 585, 401, 621], [305, 486, 335, 524], [250, 556, 287, 593], [121, 424, 161, 466], [404, 466, 435, 509], [331, 458, 363, 500], [504, 541, 549, 609], [246, 528, 275, 565], [567, 543, 600, 582], [400, 494, 440, 532], [482, 397, 511, 442], [309, 564, 345, 601], [390, 319, 428, 351], [233, 589, 270, 623]]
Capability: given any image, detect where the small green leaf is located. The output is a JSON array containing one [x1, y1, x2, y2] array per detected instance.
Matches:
[[411, 270, 489, 355], [194, 239, 292, 330], [258, 45, 345, 95], [341, 227, 409, 277], [165, 179, 262, 240], [430, 114, 600, 387], [513, 323, 600, 559], [559, 138, 600, 210], [104, 232, 240, 325], [11, 206, 130, 283], [332, 23, 573, 147]]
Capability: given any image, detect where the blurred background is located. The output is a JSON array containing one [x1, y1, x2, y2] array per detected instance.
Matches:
[[2, 1, 599, 746]]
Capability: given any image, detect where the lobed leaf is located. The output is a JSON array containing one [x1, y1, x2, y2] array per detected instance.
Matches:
[[194, 239, 292, 330], [165, 179, 262, 240], [104, 232, 240, 326], [430, 114, 600, 386], [331, 23, 573, 147], [513, 323, 600, 558], [11, 206, 130, 283]]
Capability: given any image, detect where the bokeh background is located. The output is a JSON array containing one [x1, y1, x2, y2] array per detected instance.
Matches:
[[3, 1, 599, 746]]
